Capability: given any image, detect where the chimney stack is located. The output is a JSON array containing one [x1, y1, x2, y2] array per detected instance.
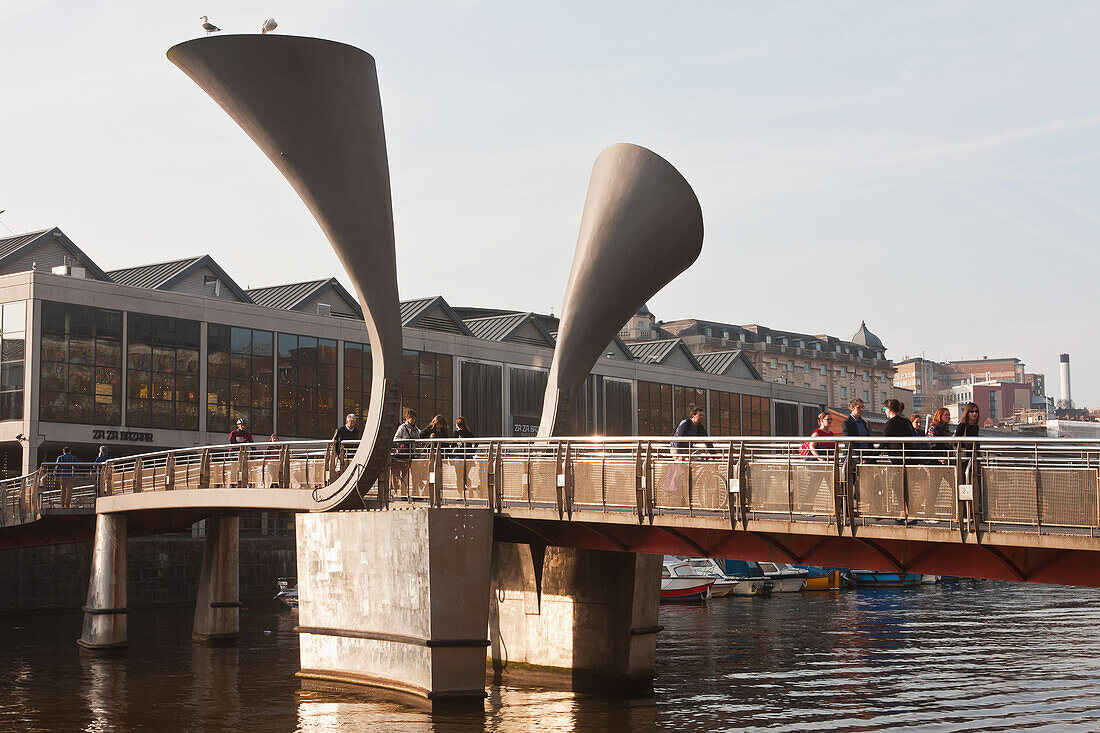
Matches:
[[1059, 353, 1072, 406]]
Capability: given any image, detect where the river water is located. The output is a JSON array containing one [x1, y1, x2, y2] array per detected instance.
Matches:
[[3, 579, 1100, 731]]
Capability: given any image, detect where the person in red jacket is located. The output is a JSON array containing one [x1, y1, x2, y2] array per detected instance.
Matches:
[[229, 418, 253, 444]]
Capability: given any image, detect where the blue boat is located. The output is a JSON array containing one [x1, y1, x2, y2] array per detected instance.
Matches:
[[849, 570, 922, 587]]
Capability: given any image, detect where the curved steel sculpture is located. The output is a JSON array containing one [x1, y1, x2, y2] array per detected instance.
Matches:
[[168, 35, 401, 510], [538, 144, 704, 436]]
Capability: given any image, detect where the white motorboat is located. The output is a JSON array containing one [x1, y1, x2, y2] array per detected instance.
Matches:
[[661, 557, 716, 603], [681, 557, 767, 597], [274, 576, 299, 611], [757, 562, 808, 592], [921, 574, 941, 584]]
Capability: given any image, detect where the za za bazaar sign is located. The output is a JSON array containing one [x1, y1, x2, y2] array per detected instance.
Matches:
[[90, 429, 154, 443]]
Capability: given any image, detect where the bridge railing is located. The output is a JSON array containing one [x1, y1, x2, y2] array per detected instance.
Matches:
[[98, 440, 354, 496], [0, 462, 103, 526], [384, 436, 1100, 536]]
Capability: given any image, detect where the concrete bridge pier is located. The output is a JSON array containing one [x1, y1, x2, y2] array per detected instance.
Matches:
[[193, 515, 241, 642], [295, 508, 494, 703], [488, 543, 662, 687], [78, 513, 128, 650]]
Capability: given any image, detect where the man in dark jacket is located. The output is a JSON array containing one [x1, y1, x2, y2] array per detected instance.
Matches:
[[672, 406, 714, 456], [333, 413, 360, 470], [841, 398, 872, 461]]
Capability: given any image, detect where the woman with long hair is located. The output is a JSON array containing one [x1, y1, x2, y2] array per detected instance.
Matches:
[[954, 402, 981, 437], [881, 398, 913, 464], [807, 412, 836, 462], [421, 414, 450, 441], [454, 416, 475, 458]]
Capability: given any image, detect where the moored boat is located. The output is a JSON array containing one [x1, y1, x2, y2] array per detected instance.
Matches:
[[274, 576, 299, 611], [681, 557, 758, 597], [849, 570, 922, 588], [661, 557, 716, 603], [758, 562, 809, 592], [716, 560, 774, 596], [797, 566, 849, 591]]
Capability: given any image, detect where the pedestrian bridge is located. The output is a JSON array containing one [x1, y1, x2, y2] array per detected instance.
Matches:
[[8, 436, 1099, 586]]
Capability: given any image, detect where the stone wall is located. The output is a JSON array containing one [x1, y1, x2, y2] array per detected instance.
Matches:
[[1, 533, 296, 612]]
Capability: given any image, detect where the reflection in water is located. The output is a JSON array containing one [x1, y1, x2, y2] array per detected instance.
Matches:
[[3, 582, 1100, 730]]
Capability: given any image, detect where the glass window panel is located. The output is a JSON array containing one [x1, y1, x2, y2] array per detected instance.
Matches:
[[252, 408, 272, 434], [41, 333, 65, 362], [252, 330, 273, 356], [69, 393, 93, 423], [40, 391, 66, 422], [278, 363, 296, 385], [153, 347, 176, 374], [208, 324, 230, 353], [252, 381, 272, 406], [278, 333, 297, 360], [176, 402, 198, 430], [230, 354, 251, 377], [151, 373, 174, 401], [1, 391, 24, 421], [96, 399, 120, 425], [69, 365, 93, 395], [230, 380, 251, 406], [318, 339, 336, 364], [41, 363, 67, 392], [177, 348, 200, 375], [128, 312, 151, 342], [208, 404, 228, 433], [299, 413, 316, 437], [298, 386, 315, 410], [317, 364, 336, 387], [151, 400, 174, 429], [231, 327, 252, 355], [1, 301, 25, 333], [299, 363, 317, 387], [209, 351, 229, 380], [278, 386, 297, 411], [2, 362, 25, 392], [41, 302, 66, 335], [252, 355, 272, 377], [298, 336, 317, 355], [69, 337, 95, 365], [344, 343, 362, 368], [177, 374, 198, 400], [70, 308, 95, 338], [94, 339, 119, 368]]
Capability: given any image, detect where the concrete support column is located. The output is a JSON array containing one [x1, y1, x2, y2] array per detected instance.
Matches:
[[296, 508, 493, 702], [193, 515, 241, 642], [488, 543, 662, 685], [78, 513, 128, 650]]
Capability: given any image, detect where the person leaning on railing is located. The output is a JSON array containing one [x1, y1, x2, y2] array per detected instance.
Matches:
[[454, 416, 475, 459], [926, 407, 952, 465], [841, 398, 872, 462], [954, 402, 982, 485], [804, 412, 836, 461], [393, 409, 421, 460]]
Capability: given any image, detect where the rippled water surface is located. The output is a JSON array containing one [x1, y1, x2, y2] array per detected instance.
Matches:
[[4, 579, 1100, 731]]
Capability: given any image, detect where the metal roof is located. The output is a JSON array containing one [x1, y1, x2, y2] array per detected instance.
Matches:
[[107, 254, 252, 302], [626, 339, 702, 370], [246, 277, 363, 318], [693, 350, 761, 379], [0, 227, 112, 281], [464, 312, 555, 347], [399, 296, 473, 336]]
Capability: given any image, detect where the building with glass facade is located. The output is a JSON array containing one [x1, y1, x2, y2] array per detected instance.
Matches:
[[0, 228, 829, 476]]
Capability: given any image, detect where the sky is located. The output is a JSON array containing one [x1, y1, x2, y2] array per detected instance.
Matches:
[[1, 2, 1098, 407]]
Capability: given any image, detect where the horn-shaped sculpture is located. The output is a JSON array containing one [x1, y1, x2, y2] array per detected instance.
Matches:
[[168, 35, 401, 510], [538, 144, 703, 436]]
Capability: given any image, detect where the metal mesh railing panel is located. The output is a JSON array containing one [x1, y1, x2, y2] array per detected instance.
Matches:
[[572, 459, 604, 507], [529, 459, 559, 504], [856, 466, 905, 519], [905, 466, 957, 520], [500, 459, 528, 502], [408, 459, 431, 499], [604, 461, 637, 508], [653, 461, 689, 510], [746, 464, 790, 514], [792, 464, 834, 516], [1039, 469, 1098, 528], [691, 463, 728, 511], [984, 467, 1037, 524]]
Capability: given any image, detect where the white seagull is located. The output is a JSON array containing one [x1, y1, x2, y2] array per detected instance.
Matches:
[[261, 18, 278, 34], [200, 16, 221, 34]]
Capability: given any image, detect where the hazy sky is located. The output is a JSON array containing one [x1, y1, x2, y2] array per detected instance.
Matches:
[[2, 2, 1097, 406]]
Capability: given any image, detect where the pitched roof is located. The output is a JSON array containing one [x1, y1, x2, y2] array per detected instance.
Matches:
[[107, 254, 252, 302], [465, 312, 555, 347], [626, 338, 702, 370], [246, 277, 363, 318], [0, 227, 111, 280], [693, 350, 762, 379], [400, 296, 474, 336]]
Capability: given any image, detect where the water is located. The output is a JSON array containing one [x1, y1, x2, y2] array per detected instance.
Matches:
[[3, 580, 1100, 731]]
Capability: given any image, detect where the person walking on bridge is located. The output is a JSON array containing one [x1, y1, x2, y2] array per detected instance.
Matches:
[[229, 418, 253, 444], [333, 413, 360, 471], [672, 406, 714, 457]]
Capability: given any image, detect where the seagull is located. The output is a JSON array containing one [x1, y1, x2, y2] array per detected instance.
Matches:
[[261, 18, 278, 34], [200, 15, 221, 34]]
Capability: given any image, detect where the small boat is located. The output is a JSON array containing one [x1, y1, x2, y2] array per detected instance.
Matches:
[[796, 566, 849, 591], [921, 574, 941, 584], [681, 557, 756, 597], [715, 560, 774, 596], [274, 576, 299, 611], [849, 570, 922, 588], [757, 562, 809, 592], [661, 557, 716, 603]]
